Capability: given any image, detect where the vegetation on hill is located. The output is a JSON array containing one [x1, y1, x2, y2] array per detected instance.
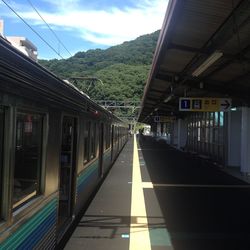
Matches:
[[39, 30, 160, 118]]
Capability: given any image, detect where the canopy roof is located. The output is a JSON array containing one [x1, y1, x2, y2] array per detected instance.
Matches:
[[138, 0, 250, 123]]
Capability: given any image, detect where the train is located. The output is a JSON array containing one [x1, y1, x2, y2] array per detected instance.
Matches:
[[0, 36, 128, 249]]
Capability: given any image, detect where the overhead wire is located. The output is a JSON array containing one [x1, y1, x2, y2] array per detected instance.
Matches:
[[26, 0, 73, 57], [1, 0, 65, 59]]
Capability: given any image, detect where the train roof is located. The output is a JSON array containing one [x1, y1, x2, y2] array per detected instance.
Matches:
[[0, 36, 125, 124]]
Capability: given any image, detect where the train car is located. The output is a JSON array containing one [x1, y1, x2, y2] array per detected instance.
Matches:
[[0, 36, 128, 249]]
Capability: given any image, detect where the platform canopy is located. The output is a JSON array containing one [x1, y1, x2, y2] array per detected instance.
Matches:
[[138, 0, 250, 123]]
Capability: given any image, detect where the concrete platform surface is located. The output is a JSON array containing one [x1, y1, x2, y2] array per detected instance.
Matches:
[[65, 136, 250, 250]]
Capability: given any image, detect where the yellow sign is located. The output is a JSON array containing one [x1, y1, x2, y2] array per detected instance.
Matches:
[[154, 116, 175, 123], [179, 97, 232, 112], [161, 116, 175, 122]]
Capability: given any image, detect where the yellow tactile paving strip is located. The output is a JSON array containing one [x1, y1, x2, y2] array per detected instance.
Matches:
[[129, 135, 151, 250], [141, 182, 250, 188]]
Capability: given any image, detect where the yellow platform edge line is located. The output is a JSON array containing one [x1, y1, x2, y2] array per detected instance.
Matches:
[[141, 182, 250, 188], [129, 135, 151, 250]]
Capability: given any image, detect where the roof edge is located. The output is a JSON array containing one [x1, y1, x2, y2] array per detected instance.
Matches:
[[138, 0, 178, 122]]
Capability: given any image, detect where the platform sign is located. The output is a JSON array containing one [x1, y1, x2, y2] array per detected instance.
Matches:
[[154, 116, 175, 122], [160, 116, 176, 122], [179, 98, 232, 112], [154, 116, 160, 122]]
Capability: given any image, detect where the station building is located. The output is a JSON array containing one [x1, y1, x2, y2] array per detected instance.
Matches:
[[0, 20, 38, 62]]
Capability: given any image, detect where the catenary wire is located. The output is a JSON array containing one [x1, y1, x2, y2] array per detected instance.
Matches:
[[1, 0, 65, 59], [26, 0, 73, 57]]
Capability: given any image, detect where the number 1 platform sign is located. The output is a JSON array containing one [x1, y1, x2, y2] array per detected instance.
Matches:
[[179, 97, 232, 112]]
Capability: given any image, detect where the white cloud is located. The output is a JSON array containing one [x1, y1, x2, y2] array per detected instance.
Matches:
[[2, 0, 168, 46], [40, 0, 80, 9]]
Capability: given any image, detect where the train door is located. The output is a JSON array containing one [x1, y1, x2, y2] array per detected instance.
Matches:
[[118, 127, 120, 151], [58, 116, 77, 235], [99, 123, 104, 177], [111, 125, 114, 161]]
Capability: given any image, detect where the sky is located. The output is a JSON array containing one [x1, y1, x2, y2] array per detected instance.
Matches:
[[0, 0, 169, 59]]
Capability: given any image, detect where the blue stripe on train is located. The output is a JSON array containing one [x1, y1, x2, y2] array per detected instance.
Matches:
[[0, 199, 57, 250], [76, 150, 111, 195], [17, 210, 57, 250], [77, 168, 98, 195]]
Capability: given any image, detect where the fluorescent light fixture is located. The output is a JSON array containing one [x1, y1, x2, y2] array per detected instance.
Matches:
[[164, 94, 174, 103], [192, 51, 223, 77]]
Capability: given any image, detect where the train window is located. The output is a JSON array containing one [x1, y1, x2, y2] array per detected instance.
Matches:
[[0, 108, 4, 217], [84, 121, 91, 163], [61, 117, 73, 166], [13, 112, 43, 209]]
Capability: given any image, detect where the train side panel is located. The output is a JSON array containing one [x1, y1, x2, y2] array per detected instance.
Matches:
[[0, 37, 128, 249]]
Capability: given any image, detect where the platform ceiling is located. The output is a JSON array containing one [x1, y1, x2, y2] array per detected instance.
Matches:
[[138, 0, 250, 123]]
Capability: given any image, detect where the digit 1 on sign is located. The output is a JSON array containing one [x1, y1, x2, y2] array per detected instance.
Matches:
[[184, 100, 188, 108], [180, 99, 190, 110]]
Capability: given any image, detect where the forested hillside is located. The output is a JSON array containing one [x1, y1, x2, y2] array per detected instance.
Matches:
[[39, 30, 160, 117]]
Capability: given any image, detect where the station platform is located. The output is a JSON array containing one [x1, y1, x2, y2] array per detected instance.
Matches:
[[64, 135, 250, 250]]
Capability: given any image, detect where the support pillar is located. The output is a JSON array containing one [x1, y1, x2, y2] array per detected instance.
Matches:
[[172, 120, 178, 146], [151, 123, 157, 136], [227, 110, 241, 167], [157, 122, 161, 136], [163, 123, 167, 136], [241, 107, 250, 174], [177, 119, 187, 150]]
